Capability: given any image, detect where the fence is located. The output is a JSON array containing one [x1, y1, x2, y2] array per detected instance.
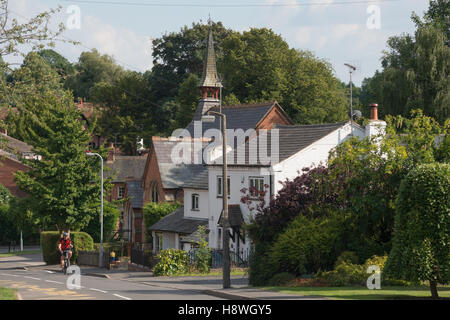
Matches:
[[130, 244, 155, 269], [77, 250, 111, 269], [195, 249, 250, 269]]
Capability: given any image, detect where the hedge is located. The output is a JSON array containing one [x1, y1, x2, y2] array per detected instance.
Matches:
[[41, 231, 94, 265]]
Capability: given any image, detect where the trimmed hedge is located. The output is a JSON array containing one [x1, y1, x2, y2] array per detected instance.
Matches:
[[41, 231, 94, 265]]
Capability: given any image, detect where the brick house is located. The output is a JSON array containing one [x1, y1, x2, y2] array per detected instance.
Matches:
[[0, 130, 38, 198]]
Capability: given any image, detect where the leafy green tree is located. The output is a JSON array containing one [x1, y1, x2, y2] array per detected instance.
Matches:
[[90, 70, 159, 154], [14, 92, 103, 231], [361, 2, 449, 123], [38, 49, 75, 80], [66, 49, 124, 101], [82, 201, 120, 243], [384, 163, 449, 299], [143, 202, 180, 243], [174, 73, 200, 128]]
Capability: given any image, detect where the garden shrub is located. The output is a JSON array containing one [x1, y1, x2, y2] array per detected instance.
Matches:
[[334, 251, 359, 267], [190, 226, 211, 274], [153, 249, 189, 276], [41, 231, 93, 265], [268, 211, 346, 277], [268, 272, 296, 286], [248, 242, 277, 286]]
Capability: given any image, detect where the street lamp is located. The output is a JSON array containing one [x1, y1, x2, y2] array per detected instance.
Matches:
[[86, 152, 104, 268], [344, 63, 356, 135], [202, 110, 231, 289]]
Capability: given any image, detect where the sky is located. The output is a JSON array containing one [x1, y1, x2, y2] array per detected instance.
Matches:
[[7, 0, 431, 86]]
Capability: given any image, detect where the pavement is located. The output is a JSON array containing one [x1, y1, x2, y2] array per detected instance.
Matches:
[[0, 253, 326, 300], [0, 246, 41, 254]]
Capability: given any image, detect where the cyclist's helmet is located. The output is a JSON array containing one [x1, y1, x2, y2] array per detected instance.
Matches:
[[63, 232, 69, 237]]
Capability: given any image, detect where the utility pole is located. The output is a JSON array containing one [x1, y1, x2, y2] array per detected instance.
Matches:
[[85, 152, 104, 268], [344, 63, 356, 135], [202, 109, 230, 289]]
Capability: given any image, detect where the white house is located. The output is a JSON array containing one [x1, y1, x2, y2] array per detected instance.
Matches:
[[149, 108, 387, 260]]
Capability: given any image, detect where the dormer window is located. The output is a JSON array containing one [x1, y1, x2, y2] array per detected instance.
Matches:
[[191, 194, 199, 210]]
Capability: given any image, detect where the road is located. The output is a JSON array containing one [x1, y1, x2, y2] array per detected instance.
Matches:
[[0, 254, 222, 300]]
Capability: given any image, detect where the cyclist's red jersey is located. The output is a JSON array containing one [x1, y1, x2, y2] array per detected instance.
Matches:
[[60, 238, 72, 250]]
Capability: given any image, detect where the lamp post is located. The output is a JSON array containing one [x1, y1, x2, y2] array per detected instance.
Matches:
[[202, 110, 231, 289], [344, 63, 356, 135], [86, 152, 104, 268]]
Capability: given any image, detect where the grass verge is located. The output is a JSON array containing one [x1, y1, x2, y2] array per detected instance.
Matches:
[[0, 287, 18, 300], [262, 285, 450, 300]]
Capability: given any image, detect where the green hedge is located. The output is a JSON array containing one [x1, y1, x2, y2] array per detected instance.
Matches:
[[41, 231, 94, 265]]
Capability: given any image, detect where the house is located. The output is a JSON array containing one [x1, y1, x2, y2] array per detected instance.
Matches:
[[149, 106, 387, 257], [141, 26, 292, 211], [103, 144, 147, 242], [0, 129, 38, 198]]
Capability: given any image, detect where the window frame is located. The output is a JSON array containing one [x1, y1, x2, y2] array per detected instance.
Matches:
[[249, 176, 265, 198], [191, 193, 199, 211], [117, 186, 125, 199], [217, 175, 231, 198]]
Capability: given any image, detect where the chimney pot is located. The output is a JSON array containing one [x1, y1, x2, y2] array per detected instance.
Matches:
[[370, 103, 378, 121], [107, 143, 115, 162]]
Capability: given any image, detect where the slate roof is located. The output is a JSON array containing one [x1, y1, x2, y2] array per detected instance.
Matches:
[[185, 101, 285, 136], [126, 180, 144, 208], [148, 206, 208, 234], [105, 156, 147, 182], [182, 165, 209, 189], [1, 133, 33, 154], [210, 122, 348, 166], [198, 28, 222, 88], [152, 138, 210, 189], [219, 205, 245, 227]]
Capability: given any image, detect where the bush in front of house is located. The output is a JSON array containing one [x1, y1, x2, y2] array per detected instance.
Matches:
[[41, 231, 94, 265], [153, 249, 189, 276], [268, 272, 296, 286], [267, 210, 346, 277]]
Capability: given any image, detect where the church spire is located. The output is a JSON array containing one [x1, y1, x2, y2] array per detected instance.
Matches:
[[198, 21, 222, 100]]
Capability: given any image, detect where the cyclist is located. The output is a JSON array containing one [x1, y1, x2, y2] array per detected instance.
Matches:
[[58, 232, 73, 271]]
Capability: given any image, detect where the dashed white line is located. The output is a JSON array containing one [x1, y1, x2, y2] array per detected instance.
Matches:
[[24, 276, 41, 281], [46, 271, 54, 274], [0, 273, 18, 277], [113, 293, 132, 300], [45, 280, 63, 285], [90, 288, 108, 294]]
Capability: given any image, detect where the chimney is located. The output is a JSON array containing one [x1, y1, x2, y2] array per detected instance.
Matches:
[[370, 103, 378, 120], [365, 103, 386, 139], [107, 142, 115, 163], [0, 128, 7, 135]]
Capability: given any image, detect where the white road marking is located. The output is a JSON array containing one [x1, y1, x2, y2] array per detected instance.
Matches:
[[46, 271, 54, 274], [0, 273, 18, 277], [90, 288, 108, 294], [113, 293, 132, 300], [24, 276, 41, 281], [45, 280, 63, 285]]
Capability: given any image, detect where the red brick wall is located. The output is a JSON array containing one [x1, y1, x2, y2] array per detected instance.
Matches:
[[142, 143, 166, 205], [108, 182, 126, 202], [256, 106, 292, 130], [0, 157, 29, 198]]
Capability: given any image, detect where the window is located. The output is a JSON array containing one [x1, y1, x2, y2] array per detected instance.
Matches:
[[191, 194, 199, 210], [150, 181, 159, 203], [217, 176, 230, 197], [118, 186, 125, 199], [249, 177, 265, 197]]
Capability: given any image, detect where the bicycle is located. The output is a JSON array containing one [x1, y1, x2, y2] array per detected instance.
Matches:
[[62, 249, 71, 275]]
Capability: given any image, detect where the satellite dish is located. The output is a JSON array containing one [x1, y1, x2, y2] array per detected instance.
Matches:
[[348, 110, 362, 121]]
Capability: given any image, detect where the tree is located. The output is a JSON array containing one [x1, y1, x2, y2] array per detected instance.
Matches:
[[14, 92, 103, 231], [82, 201, 120, 243], [38, 49, 75, 80], [143, 202, 180, 243], [384, 163, 449, 299], [90, 70, 158, 154], [361, 2, 449, 123], [66, 49, 124, 101]]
